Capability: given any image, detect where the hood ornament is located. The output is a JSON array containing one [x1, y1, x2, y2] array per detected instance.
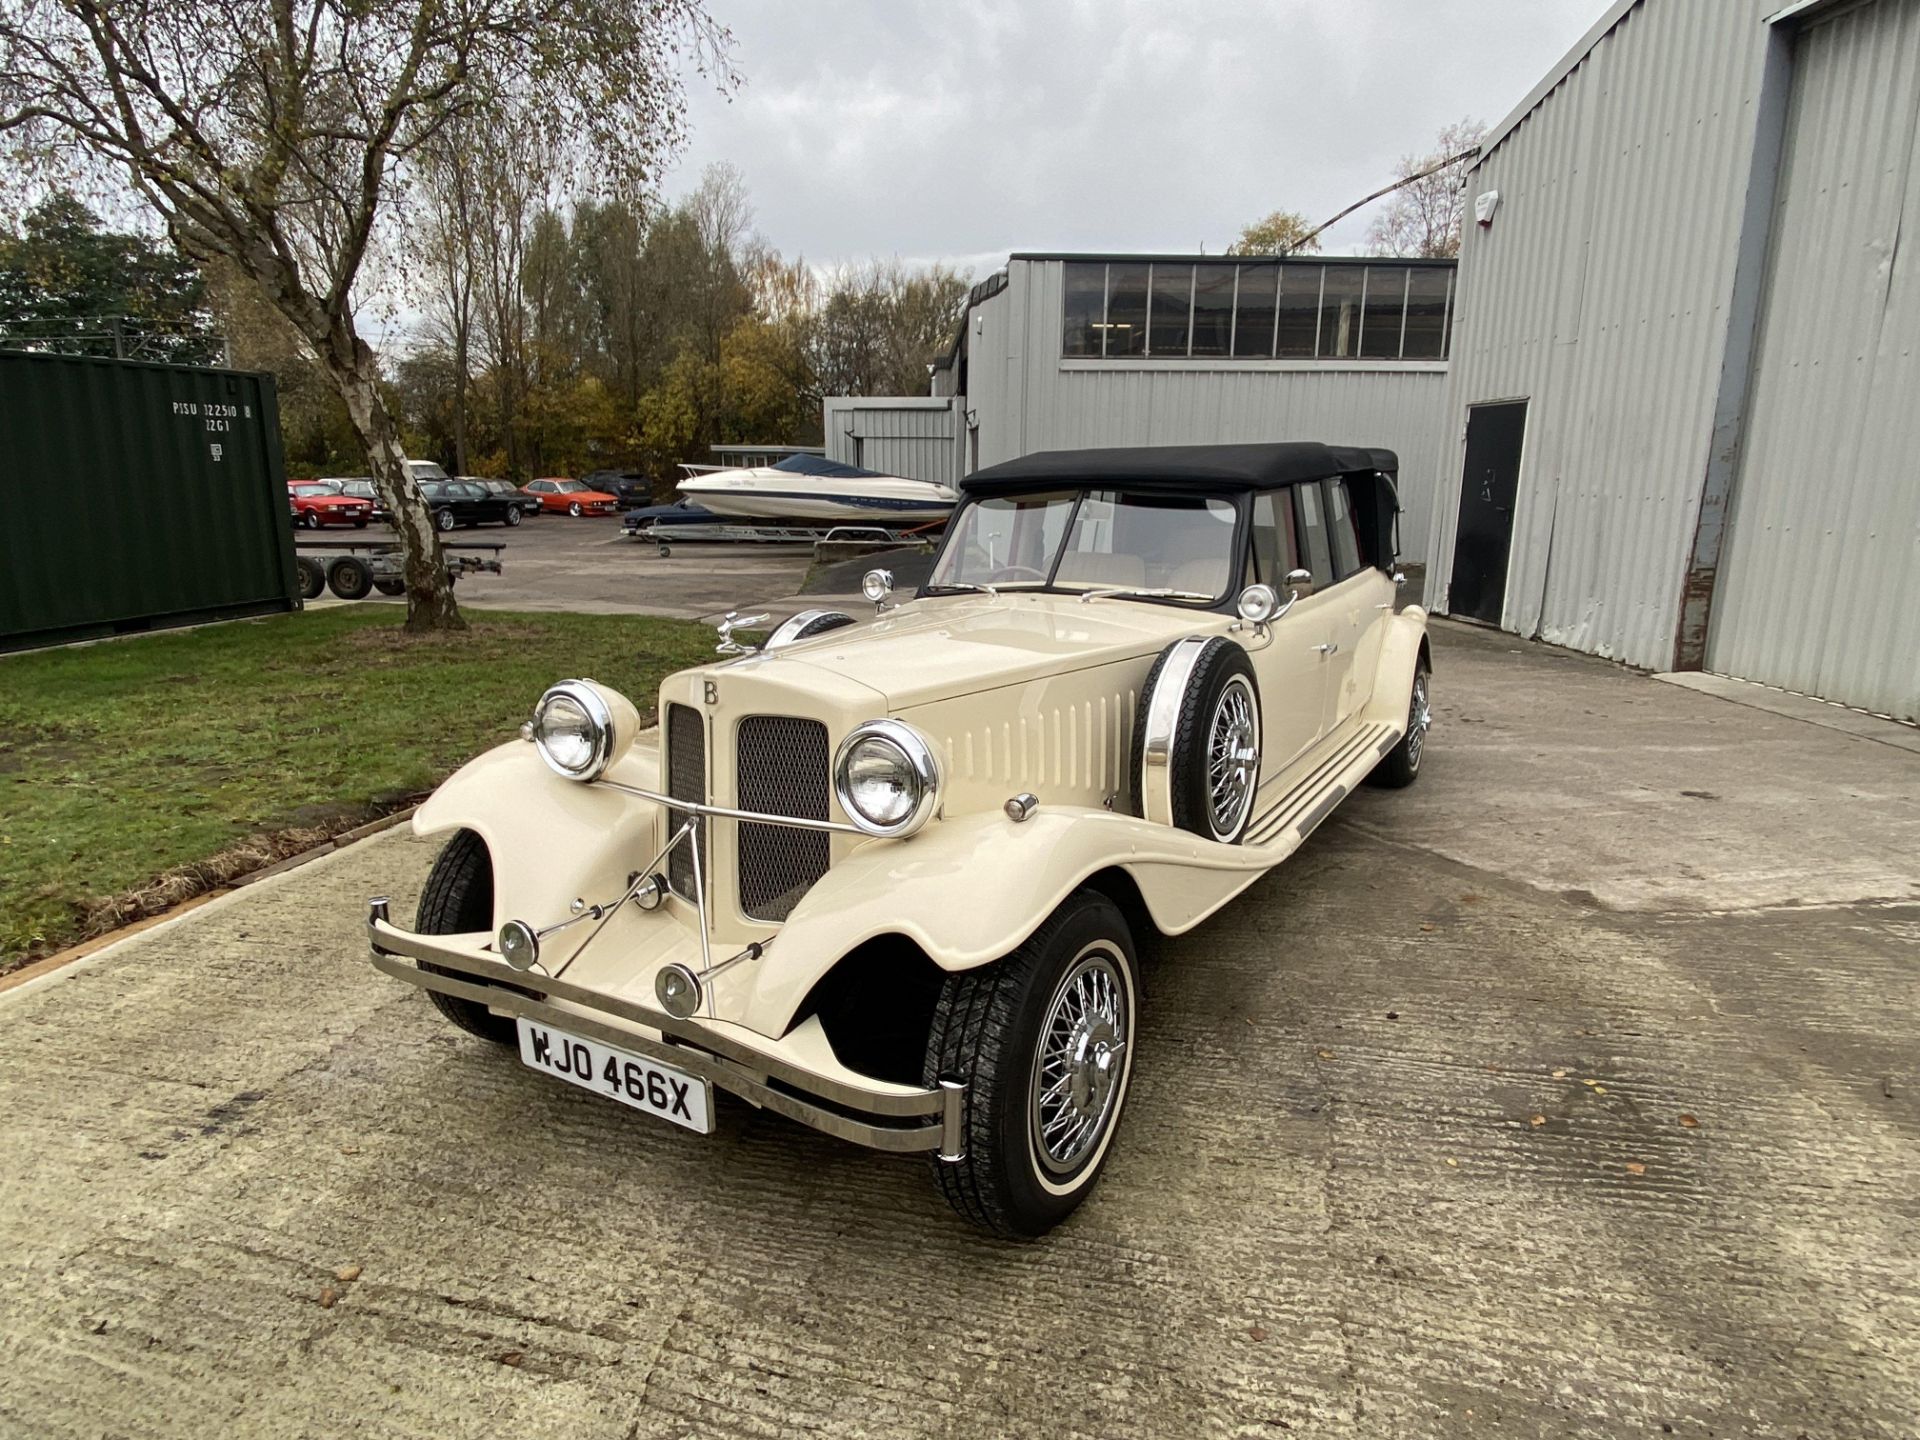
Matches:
[[713, 610, 770, 656]]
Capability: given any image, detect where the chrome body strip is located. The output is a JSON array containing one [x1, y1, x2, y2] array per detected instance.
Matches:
[[1138, 635, 1212, 828]]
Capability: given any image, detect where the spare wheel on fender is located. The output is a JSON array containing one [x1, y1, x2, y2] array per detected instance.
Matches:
[[1132, 635, 1262, 843]]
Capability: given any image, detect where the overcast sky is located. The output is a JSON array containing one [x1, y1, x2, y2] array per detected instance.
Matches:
[[658, 0, 1600, 277]]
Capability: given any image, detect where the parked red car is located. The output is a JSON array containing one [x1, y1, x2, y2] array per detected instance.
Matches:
[[289, 481, 374, 529], [524, 477, 619, 516]]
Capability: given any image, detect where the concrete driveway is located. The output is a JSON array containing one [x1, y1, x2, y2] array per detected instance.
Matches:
[[2, 622, 1915, 1438]]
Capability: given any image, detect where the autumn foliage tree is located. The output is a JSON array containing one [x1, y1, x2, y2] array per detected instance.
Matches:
[[1227, 209, 1321, 257], [0, 0, 726, 631]]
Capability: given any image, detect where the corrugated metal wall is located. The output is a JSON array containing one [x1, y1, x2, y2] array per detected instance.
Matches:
[[1708, 0, 1920, 721], [1426, 0, 1782, 667], [822, 397, 964, 486], [0, 351, 296, 649], [967, 260, 1451, 559]]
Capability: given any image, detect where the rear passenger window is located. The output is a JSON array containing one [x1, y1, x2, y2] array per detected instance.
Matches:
[[1295, 483, 1334, 588], [1325, 479, 1364, 579], [1248, 492, 1298, 585]]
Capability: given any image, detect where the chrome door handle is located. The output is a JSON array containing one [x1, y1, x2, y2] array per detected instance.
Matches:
[[1311, 642, 1339, 655]]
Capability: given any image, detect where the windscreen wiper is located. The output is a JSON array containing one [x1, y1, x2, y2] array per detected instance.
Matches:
[[1075, 586, 1214, 604], [923, 581, 999, 596]]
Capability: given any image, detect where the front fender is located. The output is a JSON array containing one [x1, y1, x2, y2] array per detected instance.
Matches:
[[411, 735, 664, 947], [744, 806, 1271, 1035]]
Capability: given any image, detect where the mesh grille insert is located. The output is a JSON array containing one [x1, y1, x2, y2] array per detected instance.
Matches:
[[736, 717, 831, 921], [665, 703, 706, 899]]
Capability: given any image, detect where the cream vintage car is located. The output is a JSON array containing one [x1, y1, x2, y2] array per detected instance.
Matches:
[[367, 443, 1431, 1237]]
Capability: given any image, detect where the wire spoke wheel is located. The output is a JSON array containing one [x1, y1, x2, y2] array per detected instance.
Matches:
[[1206, 675, 1259, 840], [1028, 946, 1131, 1177], [1406, 669, 1431, 770]]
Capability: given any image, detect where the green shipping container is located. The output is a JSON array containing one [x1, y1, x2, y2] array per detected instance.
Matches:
[[0, 350, 298, 650]]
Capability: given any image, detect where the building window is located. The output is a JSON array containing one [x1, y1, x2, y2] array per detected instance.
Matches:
[[1276, 266, 1319, 357], [1318, 266, 1365, 359], [1360, 267, 1408, 359], [1232, 265, 1278, 358], [1190, 264, 1237, 357], [1403, 268, 1451, 360], [1062, 263, 1106, 357], [1058, 258, 1453, 362], [1147, 264, 1194, 356], [1104, 263, 1149, 356]]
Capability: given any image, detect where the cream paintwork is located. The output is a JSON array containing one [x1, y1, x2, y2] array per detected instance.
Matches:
[[410, 581, 1428, 1050]]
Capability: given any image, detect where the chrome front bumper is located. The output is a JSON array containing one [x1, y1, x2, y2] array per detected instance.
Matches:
[[367, 903, 965, 1159]]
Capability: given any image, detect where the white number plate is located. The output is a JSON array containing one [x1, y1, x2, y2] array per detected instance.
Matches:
[[516, 1019, 713, 1134]]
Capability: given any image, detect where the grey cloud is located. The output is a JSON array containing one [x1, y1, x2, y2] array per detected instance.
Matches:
[[663, 0, 1599, 275]]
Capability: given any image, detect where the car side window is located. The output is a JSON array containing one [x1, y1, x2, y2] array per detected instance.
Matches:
[[1295, 483, 1334, 589], [1325, 479, 1364, 579], [1248, 492, 1298, 585]]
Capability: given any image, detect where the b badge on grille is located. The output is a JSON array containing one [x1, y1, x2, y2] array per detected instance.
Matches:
[[702, 679, 718, 705]]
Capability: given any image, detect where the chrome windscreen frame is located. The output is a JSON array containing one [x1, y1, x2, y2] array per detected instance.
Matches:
[[364, 779, 968, 1162]]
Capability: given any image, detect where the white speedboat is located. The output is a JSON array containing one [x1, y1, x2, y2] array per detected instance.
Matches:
[[677, 455, 957, 524]]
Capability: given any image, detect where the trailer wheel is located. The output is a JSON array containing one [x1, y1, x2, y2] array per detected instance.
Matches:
[[327, 556, 374, 601], [373, 577, 405, 597], [657, 543, 672, 558], [295, 556, 326, 600]]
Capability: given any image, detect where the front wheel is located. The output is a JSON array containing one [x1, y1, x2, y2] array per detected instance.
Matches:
[[567, 501, 583, 517], [302, 510, 323, 529], [504, 507, 522, 527], [435, 508, 455, 532], [1369, 657, 1431, 788], [417, 830, 518, 1045], [924, 889, 1137, 1238]]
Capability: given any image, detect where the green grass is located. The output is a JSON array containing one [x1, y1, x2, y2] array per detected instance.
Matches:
[[0, 608, 715, 969]]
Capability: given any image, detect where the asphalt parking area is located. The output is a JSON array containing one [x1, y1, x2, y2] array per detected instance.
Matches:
[[300, 516, 814, 620], [1, 623, 1914, 1438]]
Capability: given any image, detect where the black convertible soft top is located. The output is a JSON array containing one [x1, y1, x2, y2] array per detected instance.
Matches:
[[961, 442, 1397, 495]]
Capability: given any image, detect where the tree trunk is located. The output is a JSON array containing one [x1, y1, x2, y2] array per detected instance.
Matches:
[[326, 340, 465, 632], [451, 312, 470, 477]]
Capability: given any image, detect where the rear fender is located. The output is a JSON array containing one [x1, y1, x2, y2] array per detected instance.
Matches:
[[1360, 606, 1429, 728]]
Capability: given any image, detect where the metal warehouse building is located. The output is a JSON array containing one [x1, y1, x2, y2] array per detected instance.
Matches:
[[1431, 0, 1920, 721], [828, 252, 1457, 559]]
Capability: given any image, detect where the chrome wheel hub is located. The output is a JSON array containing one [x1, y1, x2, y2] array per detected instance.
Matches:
[[1406, 672, 1431, 768], [1208, 677, 1259, 838], [1031, 951, 1130, 1175]]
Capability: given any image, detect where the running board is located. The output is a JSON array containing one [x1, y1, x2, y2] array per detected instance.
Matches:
[[1245, 721, 1397, 847]]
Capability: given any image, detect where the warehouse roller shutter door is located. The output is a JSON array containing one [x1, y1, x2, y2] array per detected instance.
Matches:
[[1708, 0, 1920, 722]]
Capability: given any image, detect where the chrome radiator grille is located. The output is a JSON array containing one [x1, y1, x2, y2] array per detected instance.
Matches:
[[665, 703, 706, 899], [736, 716, 831, 921]]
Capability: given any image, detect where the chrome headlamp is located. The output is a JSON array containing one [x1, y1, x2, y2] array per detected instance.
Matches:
[[833, 719, 940, 838], [529, 679, 632, 782]]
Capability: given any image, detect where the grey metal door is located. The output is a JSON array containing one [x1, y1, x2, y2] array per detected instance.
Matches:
[[1448, 400, 1528, 625], [1709, 0, 1920, 721]]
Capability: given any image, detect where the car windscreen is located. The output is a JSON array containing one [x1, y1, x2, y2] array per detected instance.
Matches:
[[928, 488, 1237, 603]]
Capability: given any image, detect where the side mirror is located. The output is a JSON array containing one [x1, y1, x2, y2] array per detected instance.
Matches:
[[1284, 567, 1315, 597]]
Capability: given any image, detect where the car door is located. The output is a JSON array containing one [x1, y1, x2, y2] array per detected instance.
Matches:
[[1245, 490, 1331, 777], [1317, 478, 1393, 732]]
